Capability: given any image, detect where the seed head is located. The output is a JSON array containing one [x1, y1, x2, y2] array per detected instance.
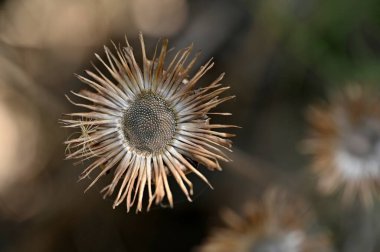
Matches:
[[62, 33, 236, 212], [122, 92, 176, 153]]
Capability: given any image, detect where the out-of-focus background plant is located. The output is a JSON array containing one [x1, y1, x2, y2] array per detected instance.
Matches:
[[1, 0, 380, 251]]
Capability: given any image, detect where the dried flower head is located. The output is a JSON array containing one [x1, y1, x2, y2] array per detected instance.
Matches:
[[304, 85, 380, 206], [198, 189, 331, 252], [62, 33, 236, 212]]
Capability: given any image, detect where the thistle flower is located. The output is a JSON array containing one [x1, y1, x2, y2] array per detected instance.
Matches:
[[304, 85, 380, 206], [198, 189, 331, 252], [62, 33, 236, 212]]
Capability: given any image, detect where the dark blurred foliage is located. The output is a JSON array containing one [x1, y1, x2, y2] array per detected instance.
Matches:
[[0, 0, 380, 251]]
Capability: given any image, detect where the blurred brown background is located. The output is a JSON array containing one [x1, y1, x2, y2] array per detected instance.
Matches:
[[1, 0, 380, 251]]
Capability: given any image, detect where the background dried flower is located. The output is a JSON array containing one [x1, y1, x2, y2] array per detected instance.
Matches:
[[303, 85, 380, 207], [197, 188, 332, 252]]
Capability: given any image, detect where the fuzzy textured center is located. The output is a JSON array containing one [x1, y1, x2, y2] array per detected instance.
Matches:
[[249, 231, 304, 252], [334, 117, 380, 179], [122, 92, 176, 153]]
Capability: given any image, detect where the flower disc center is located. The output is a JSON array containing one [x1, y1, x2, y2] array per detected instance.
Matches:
[[122, 92, 176, 153], [343, 118, 380, 158]]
